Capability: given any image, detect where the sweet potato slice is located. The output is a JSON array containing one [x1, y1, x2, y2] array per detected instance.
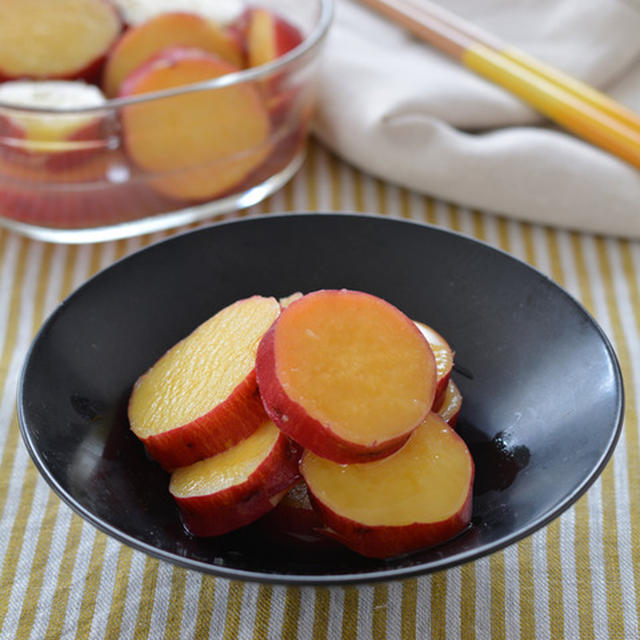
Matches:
[[170, 420, 301, 536], [102, 11, 243, 97], [415, 320, 454, 406], [257, 289, 437, 463], [0, 0, 121, 81], [128, 295, 280, 470], [435, 379, 463, 428], [301, 412, 474, 558], [119, 47, 272, 201]]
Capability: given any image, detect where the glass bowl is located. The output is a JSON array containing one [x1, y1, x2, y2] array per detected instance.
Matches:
[[0, 0, 333, 243]]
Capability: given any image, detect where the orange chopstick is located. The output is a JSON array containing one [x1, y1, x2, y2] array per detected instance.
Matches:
[[358, 0, 640, 170]]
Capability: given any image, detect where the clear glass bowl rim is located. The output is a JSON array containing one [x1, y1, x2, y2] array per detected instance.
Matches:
[[0, 0, 334, 115]]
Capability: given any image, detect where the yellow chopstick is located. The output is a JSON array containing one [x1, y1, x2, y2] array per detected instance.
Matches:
[[358, 0, 640, 170]]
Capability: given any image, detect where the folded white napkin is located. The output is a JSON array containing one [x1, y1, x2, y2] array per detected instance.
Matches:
[[313, 0, 640, 237]]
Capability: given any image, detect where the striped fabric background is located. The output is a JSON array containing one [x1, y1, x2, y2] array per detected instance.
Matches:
[[0, 139, 638, 639]]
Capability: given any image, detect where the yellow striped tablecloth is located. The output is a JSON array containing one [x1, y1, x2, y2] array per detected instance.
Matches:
[[0, 139, 638, 639]]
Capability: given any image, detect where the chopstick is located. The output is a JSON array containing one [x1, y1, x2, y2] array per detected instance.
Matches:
[[358, 0, 640, 170]]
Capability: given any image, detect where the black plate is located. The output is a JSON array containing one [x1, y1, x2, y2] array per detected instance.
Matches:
[[18, 213, 624, 585]]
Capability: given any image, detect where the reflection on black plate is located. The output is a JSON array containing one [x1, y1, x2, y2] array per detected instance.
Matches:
[[18, 213, 623, 585]]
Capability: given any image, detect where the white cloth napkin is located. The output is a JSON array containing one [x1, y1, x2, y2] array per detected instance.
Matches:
[[312, 0, 640, 237]]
